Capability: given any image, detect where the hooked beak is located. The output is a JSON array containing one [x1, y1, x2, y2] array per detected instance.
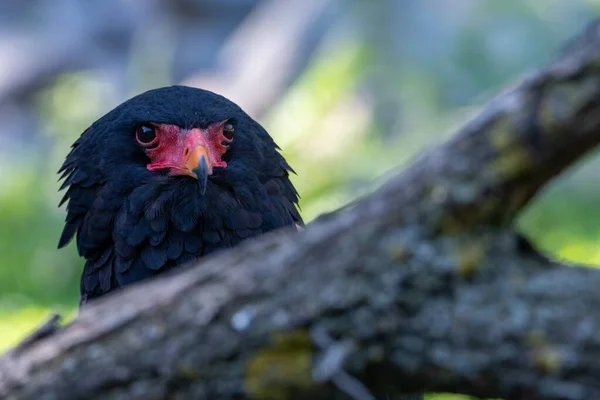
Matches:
[[184, 145, 211, 195]]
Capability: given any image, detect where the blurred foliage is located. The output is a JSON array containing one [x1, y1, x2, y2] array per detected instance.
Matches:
[[1, 2, 600, 399]]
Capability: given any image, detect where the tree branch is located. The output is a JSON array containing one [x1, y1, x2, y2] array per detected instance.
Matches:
[[3, 19, 600, 400]]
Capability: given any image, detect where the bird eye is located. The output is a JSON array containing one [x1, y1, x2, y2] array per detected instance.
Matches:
[[222, 122, 235, 140], [136, 124, 157, 145]]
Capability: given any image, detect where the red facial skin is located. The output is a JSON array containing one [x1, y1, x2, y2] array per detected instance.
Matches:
[[137, 120, 232, 178]]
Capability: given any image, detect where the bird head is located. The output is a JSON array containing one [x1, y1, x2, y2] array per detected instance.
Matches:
[[58, 86, 301, 299], [60, 85, 285, 194], [138, 119, 232, 194]]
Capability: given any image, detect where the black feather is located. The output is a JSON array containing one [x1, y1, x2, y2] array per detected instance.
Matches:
[[166, 232, 185, 260], [140, 243, 168, 271]]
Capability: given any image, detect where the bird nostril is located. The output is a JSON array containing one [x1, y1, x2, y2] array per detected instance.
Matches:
[[183, 148, 190, 157]]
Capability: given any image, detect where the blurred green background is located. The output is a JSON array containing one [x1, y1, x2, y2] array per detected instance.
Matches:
[[1, 1, 600, 398]]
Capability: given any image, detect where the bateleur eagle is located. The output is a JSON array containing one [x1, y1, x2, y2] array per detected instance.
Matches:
[[58, 85, 303, 305]]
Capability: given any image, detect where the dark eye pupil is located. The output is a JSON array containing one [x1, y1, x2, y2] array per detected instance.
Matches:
[[223, 123, 234, 140], [137, 125, 156, 144]]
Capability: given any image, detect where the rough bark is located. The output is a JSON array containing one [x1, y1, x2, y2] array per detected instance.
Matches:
[[3, 19, 600, 400]]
